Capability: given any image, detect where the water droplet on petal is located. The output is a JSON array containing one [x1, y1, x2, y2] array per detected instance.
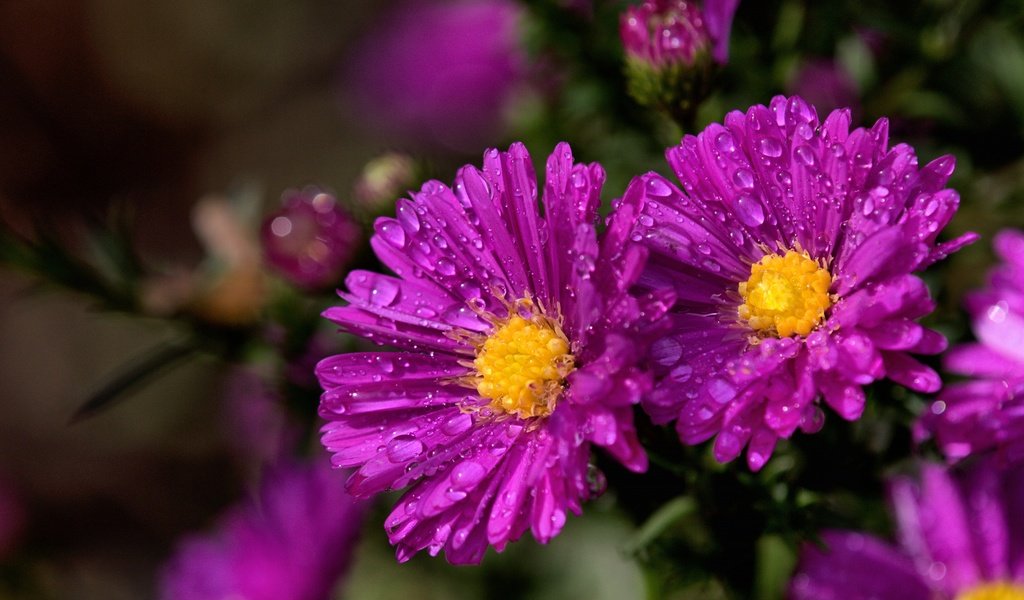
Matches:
[[451, 461, 486, 490], [735, 194, 766, 226], [757, 138, 783, 158], [441, 413, 473, 436], [645, 177, 673, 197], [379, 220, 406, 247], [794, 145, 816, 167], [732, 168, 755, 190], [386, 435, 424, 463], [370, 277, 400, 306], [396, 202, 421, 232], [715, 132, 736, 153], [436, 258, 456, 276]]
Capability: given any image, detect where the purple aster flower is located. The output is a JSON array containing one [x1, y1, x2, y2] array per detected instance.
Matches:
[[261, 189, 362, 291], [160, 460, 365, 600], [316, 142, 670, 564], [918, 229, 1024, 465], [620, 0, 739, 67], [617, 95, 976, 470], [790, 459, 1024, 600], [342, 0, 525, 152]]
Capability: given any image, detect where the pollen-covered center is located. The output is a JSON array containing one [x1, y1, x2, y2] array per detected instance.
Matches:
[[473, 315, 574, 419], [737, 249, 832, 338], [957, 582, 1024, 600]]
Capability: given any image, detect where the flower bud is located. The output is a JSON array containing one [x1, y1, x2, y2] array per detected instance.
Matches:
[[260, 189, 361, 291], [620, 0, 739, 128]]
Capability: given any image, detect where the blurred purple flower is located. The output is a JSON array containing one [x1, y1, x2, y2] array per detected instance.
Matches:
[[789, 58, 860, 117], [317, 142, 670, 563], [342, 0, 525, 152], [160, 460, 365, 600], [261, 189, 361, 291], [618, 95, 975, 470], [619, 0, 739, 67], [791, 460, 1024, 599], [222, 367, 296, 466], [919, 229, 1024, 465]]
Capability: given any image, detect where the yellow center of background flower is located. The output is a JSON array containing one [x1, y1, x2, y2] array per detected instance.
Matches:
[[737, 249, 832, 338], [958, 582, 1024, 600], [474, 315, 574, 419]]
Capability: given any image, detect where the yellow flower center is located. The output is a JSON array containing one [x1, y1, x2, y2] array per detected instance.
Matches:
[[958, 582, 1024, 600], [737, 249, 832, 338], [473, 314, 574, 419]]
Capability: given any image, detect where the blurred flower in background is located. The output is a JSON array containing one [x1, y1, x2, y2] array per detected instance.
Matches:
[[789, 58, 860, 117], [341, 0, 526, 153], [790, 459, 1024, 600], [221, 366, 297, 469], [261, 188, 362, 292], [920, 228, 1024, 466], [140, 189, 268, 326], [160, 460, 366, 600]]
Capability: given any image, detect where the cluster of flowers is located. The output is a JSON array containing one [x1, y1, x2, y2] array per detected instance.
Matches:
[[160, 3, 1024, 597], [306, 90, 1024, 598]]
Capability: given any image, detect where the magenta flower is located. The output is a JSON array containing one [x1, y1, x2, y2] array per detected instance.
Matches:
[[790, 460, 1024, 600], [617, 95, 976, 470], [342, 0, 524, 152], [619, 0, 740, 67], [919, 229, 1024, 465], [261, 189, 361, 291], [160, 460, 365, 600], [317, 142, 669, 563]]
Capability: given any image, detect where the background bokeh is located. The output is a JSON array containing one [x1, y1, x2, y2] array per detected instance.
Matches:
[[1, 0, 1023, 598]]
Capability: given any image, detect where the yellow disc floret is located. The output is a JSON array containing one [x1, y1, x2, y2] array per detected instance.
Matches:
[[473, 314, 574, 419], [958, 582, 1024, 600], [737, 249, 832, 338]]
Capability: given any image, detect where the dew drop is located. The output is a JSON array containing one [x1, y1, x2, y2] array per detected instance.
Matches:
[[378, 220, 406, 247], [794, 145, 816, 167], [450, 461, 486, 491], [396, 202, 421, 232], [370, 277, 400, 307], [457, 281, 481, 299], [757, 137, 783, 158], [645, 177, 673, 198], [715, 132, 736, 153], [436, 258, 457, 276], [415, 306, 437, 318], [668, 364, 693, 382], [732, 168, 755, 189], [860, 196, 875, 216], [735, 194, 766, 226], [386, 435, 425, 463]]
